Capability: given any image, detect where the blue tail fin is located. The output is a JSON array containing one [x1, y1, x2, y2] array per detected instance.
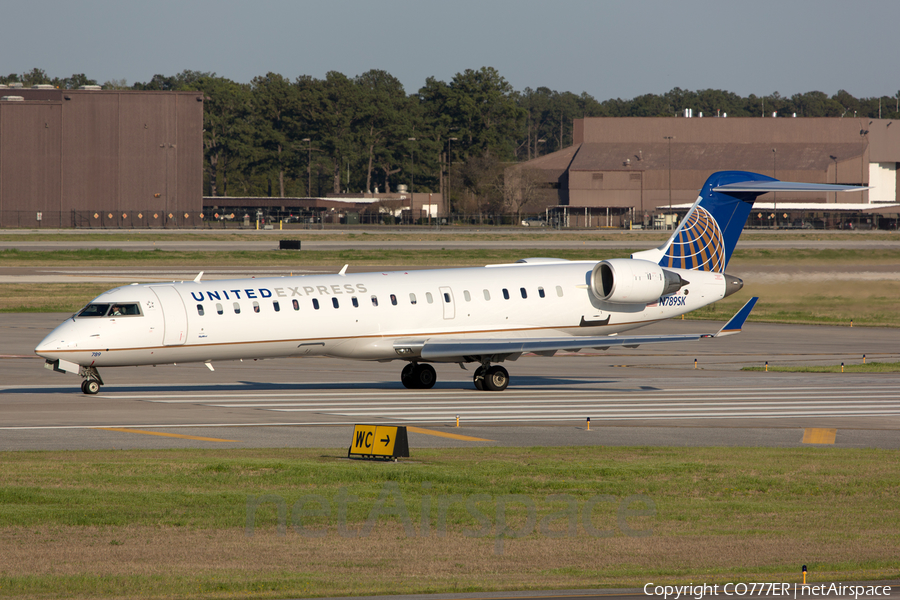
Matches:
[[662, 171, 775, 272], [633, 170, 866, 273]]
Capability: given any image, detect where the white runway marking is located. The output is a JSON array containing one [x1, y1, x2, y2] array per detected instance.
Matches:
[[96, 383, 900, 424], [102, 384, 900, 402]]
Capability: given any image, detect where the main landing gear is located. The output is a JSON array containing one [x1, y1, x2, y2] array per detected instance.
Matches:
[[473, 364, 509, 392], [400, 362, 437, 389], [399, 361, 510, 391]]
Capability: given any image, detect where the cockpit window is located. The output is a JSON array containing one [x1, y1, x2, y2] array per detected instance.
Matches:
[[77, 303, 142, 317], [109, 303, 141, 316], [78, 304, 109, 317]]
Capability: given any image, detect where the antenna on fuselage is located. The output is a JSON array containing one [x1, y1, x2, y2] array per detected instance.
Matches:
[[338, 264, 349, 276], [193, 271, 204, 283]]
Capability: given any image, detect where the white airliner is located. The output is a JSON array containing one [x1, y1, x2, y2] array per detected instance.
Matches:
[[36, 171, 865, 394]]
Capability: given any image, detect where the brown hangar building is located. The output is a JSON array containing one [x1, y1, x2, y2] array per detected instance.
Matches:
[[0, 85, 203, 228], [516, 117, 900, 227]]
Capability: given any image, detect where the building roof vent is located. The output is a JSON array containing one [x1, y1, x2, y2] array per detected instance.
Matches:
[[1, 96, 25, 102], [9, 82, 24, 88], [78, 85, 102, 90], [32, 84, 55, 89]]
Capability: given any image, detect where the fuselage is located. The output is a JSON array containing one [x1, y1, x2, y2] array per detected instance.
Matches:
[[35, 260, 730, 369]]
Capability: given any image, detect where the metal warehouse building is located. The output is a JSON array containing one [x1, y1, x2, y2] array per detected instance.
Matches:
[[516, 117, 900, 227], [0, 86, 203, 228]]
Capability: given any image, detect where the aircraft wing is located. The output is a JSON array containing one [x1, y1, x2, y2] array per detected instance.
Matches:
[[411, 297, 758, 361]]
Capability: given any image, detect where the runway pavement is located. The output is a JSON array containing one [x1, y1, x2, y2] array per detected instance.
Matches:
[[2, 313, 898, 451]]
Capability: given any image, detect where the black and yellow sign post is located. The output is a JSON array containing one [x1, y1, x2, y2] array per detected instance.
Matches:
[[348, 425, 410, 461]]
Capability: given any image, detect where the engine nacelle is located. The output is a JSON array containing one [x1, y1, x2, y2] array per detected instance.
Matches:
[[590, 259, 687, 304]]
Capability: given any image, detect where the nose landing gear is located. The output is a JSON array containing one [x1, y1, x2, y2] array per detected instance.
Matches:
[[79, 366, 103, 395]]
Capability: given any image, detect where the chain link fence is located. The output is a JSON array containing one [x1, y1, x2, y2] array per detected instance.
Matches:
[[1, 210, 210, 229]]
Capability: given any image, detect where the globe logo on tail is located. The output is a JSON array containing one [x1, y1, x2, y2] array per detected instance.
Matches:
[[662, 206, 725, 272]]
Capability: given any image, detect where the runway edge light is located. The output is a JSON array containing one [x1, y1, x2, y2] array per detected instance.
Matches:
[[802, 565, 807, 585], [348, 425, 410, 461]]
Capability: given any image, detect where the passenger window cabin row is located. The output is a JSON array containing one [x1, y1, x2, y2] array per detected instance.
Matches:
[[195, 285, 564, 316]]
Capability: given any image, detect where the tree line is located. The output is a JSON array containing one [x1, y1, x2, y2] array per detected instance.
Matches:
[[4, 67, 900, 215]]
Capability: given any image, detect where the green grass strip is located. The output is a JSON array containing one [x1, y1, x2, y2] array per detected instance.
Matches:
[[0, 446, 898, 598]]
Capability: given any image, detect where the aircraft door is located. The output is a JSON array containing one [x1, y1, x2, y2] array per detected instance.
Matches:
[[439, 286, 455, 320], [150, 286, 188, 345]]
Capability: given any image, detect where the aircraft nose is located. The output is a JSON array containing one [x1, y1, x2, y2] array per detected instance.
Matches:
[[35, 334, 63, 358], [723, 274, 744, 298], [34, 320, 78, 358]]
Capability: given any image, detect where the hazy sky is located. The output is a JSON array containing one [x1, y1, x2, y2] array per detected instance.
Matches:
[[4, 0, 898, 100]]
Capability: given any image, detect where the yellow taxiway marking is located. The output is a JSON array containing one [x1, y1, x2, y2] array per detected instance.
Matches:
[[94, 427, 238, 442], [802, 428, 837, 445], [406, 426, 494, 442]]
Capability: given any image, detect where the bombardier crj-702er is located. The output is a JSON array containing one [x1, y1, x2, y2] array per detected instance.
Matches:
[[37, 171, 864, 394]]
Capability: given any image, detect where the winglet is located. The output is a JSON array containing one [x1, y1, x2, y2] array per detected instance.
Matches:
[[714, 297, 758, 337]]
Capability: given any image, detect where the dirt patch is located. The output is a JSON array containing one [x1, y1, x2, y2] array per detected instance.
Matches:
[[2, 524, 896, 589]]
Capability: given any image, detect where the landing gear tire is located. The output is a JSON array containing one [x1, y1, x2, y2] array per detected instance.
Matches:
[[401, 363, 437, 389], [81, 379, 100, 395], [401, 363, 417, 389], [473, 365, 486, 391], [484, 365, 509, 392], [414, 364, 436, 389]]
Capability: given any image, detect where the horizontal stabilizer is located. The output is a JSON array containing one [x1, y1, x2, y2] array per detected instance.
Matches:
[[713, 181, 869, 193], [714, 297, 759, 337]]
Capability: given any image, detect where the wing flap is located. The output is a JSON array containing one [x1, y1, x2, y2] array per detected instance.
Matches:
[[419, 333, 704, 361], [415, 297, 759, 361]]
